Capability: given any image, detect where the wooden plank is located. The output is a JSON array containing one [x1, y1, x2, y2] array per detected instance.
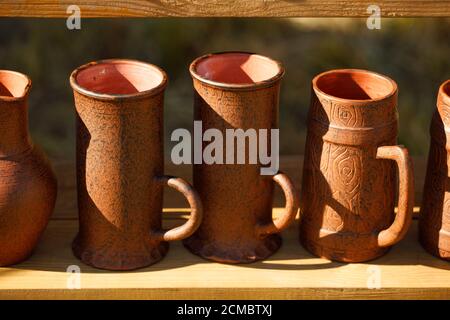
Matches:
[[52, 156, 427, 220], [0, 214, 449, 300], [0, 1, 449, 18], [0, 288, 449, 300]]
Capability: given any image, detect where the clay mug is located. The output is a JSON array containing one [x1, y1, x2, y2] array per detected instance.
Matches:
[[300, 69, 414, 263], [420, 79, 450, 260], [183, 52, 299, 263], [0, 70, 57, 266], [70, 59, 202, 270]]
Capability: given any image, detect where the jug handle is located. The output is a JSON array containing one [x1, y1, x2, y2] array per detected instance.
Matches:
[[153, 175, 203, 242], [376, 145, 414, 247], [257, 172, 299, 236]]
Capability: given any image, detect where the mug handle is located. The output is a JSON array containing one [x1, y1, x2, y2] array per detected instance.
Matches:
[[153, 175, 203, 242], [256, 172, 299, 236], [375, 145, 414, 247]]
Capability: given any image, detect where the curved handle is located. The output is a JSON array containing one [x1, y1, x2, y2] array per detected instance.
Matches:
[[376, 145, 414, 247], [153, 175, 203, 242], [257, 172, 299, 237]]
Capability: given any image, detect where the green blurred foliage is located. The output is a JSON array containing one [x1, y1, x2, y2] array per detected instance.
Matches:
[[0, 18, 448, 159]]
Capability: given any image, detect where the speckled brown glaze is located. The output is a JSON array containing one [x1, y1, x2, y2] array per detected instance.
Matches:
[[184, 52, 299, 264], [0, 70, 57, 266], [420, 79, 450, 260], [70, 59, 202, 270], [300, 69, 414, 263]]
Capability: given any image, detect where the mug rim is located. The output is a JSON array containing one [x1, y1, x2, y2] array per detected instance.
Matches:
[[439, 79, 450, 105], [189, 51, 285, 90], [0, 70, 32, 102], [70, 58, 168, 101], [312, 69, 398, 103]]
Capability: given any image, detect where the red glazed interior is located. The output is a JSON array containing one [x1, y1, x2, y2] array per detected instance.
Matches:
[[315, 70, 395, 101], [193, 52, 281, 85], [0, 71, 30, 98], [74, 60, 165, 95]]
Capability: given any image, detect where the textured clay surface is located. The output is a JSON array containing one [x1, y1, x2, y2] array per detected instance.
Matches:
[[0, 70, 57, 266], [70, 59, 202, 270], [420, 79, 450, 260], [300, 69, 414, 263], [184, 52, 299, 264]]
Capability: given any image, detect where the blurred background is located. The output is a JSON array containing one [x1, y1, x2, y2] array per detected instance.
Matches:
[[0, 18, 448, 161]]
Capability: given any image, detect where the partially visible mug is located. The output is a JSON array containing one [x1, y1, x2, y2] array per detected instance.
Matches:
[[300, 69, 414, 263], [0, 70, 57, 266], [420, 79, 450, 260], [70, 59, 202, 270], [184, 52, 299, 263]]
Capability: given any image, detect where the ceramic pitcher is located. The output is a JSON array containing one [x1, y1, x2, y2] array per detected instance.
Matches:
[[300, 69, 414, 263], [70, 59, 202, 270], [420, 79, 450, 260], [183, 52, 299, 264], [0, 70, 57, 266]]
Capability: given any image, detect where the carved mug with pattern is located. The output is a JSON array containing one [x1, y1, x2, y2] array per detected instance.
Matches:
[[70, 59, 202, 270], [420, 79, 450, 260], [183, 52, 299, 263], [300, 69, 414, 263]]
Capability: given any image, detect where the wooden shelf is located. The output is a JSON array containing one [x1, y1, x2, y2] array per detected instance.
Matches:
[[0, 210, 449, 300], [0, 159, 446, 300], [0, 1, 449, 17]]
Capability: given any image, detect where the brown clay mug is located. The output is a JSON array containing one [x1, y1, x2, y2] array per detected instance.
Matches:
[[420, 79, 450, 260], [70, 59, 202, 270], [300, 69, 414, 263], [183, 52, 299, 264], [0, 70, 57, 266]]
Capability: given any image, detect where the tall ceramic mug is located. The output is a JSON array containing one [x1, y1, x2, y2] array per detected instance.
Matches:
[[420, 79, 450, 260], [184, 52, 299, 263], [300, 69, 414, 263], [70, 59, 202, 270]]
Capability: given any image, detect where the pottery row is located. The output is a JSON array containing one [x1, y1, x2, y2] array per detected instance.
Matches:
[[0, 52, 448, 270]]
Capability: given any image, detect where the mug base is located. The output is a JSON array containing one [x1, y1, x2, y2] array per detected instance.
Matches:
[[72, 235, 169, 271], [183, 234, 282, 264], [300, 236, 389, 263], [419, 231, 450, 261]]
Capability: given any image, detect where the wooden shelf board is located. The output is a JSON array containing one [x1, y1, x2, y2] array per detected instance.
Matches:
[[0, 1, 449, 17], [1, 209, 449, 300], [0, 157, 442, 299]]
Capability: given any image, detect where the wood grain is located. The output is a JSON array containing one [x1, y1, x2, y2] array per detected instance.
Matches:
[[0, 1, 449, 17], [0, 215, 449, 299]]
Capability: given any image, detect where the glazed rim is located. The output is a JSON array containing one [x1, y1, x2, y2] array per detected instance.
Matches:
[[189, 52, 285, 90], [70, 59, 168, 100], [440, 79, 450, 105], [313, 69, 398, 103], [0, 70, 32, 101]]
